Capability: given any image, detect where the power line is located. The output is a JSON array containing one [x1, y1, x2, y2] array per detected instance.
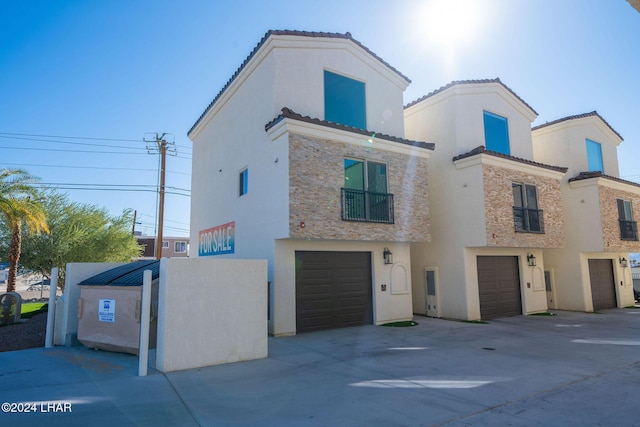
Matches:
[[0, 145, 192, 158], [0, 135, 149, 150], [36, 182, 190, 192], [0, 131, 192, 151], [29, 185, 190, 197], [0, 145, 152, 155], [0, 162, 191, 176], [137, 222, 189, 233], [138, 213, 190, 226], [0, 131, 144, 143]]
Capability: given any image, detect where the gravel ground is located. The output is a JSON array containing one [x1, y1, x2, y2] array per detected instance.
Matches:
[[0, 312, 47, 352]]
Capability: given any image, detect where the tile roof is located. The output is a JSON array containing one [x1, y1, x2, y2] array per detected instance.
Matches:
[[568, 171, 640, 188], [265, 107, 435, 151], [452, 145, 568, 173], [531, 111, 623, 141], [404, 78, 538, 115], [188, 30, 410, 136]]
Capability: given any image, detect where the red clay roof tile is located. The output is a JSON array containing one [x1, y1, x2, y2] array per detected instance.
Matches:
[[266, 107, 435, 151]]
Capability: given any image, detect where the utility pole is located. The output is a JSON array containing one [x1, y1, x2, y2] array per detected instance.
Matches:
[[144, 133, 176, 259], [131, 210, 137, 235]]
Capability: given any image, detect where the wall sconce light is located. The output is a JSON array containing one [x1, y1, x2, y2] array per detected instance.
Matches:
[[619, 257, 628, 268], [527, 253, 537, 267], [383, 247, 393, 265]]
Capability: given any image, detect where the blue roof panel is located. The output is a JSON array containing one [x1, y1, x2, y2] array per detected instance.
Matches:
[[78, 261, 159, 287]]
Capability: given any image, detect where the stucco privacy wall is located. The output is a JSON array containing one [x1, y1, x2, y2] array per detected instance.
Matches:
[[55, 262, 126, 346], [482, 164, 565, 248], [155, 258, 268, 372], [288, 133, 430, 242], [598, 184, 640, 252]]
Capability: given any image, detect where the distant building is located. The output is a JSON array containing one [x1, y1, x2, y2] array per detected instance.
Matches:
[[136, 236, 189, 258]]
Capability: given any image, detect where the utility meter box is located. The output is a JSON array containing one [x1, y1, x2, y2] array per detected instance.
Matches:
[[77, 261, 159, 355]]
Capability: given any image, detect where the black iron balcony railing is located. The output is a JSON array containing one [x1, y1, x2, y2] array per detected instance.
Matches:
[[341, 188, 394, 224], [619, 220, 638, 241], [513, 207, 544, 233]]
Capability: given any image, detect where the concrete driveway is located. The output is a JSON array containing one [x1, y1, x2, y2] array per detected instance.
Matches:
[[1, 309, 639, 426]]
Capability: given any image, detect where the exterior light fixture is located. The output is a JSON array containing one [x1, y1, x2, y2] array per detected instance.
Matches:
[[527, 253, 536, 267], [619, 257, 628, 268], [383, 247, 393, 265]]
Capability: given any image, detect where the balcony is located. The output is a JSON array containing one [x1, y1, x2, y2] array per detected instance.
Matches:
[[619, 220, 638, 241], [341, 188, 394, 224], [513, 207, 544, 233]]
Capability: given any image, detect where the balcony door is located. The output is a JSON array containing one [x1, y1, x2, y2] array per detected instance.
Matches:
[[343, 159, 391, 223]]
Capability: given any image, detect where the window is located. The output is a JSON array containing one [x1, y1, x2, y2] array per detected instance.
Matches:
[[324, 70, 366, 129], [174, 241, 187, 253], [617, 199, 638, 240], [586, 139, 604, 173], [342, 159, 393, 223], [162, 241, 169, 249], [512, 182, 543, 233], [239, 168, 248, 196], [483, 111, 510, 155]]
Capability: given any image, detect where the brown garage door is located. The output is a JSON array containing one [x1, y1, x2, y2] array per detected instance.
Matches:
[[295, 251, 372, 332], [477, 256, 522, 320], [588, 259, 617, 311]]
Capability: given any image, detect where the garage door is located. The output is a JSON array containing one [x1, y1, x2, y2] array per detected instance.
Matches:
[[588, 259, 617, 311], [477, 256, 522, 320], [295, 251, 372, 332]]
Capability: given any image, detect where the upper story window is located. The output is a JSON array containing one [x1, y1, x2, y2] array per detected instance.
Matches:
[[174, 241, 187, 253], [239, 168, 248, 196], [483, 110, 510, 155], [324, 70, 366, 129], [342, 158, 393, 223], [512, 182, 544, 233], [617, 199, 638, 241], [586, 139, 604, 173]]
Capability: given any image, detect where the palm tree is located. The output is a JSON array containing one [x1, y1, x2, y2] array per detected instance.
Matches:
[[0, 169, 49, 293]]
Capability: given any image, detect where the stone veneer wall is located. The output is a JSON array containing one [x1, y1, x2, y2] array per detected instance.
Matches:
[[483, 164, 565, 248], [289, 133, 430, 242], [599, 185, 640, 252]]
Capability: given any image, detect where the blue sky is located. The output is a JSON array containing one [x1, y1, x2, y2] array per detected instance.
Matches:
[[1, 0, 639, 238]]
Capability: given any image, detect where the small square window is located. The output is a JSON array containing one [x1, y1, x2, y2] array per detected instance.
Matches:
[[162, 241, 169, 249], [174, 241, 187, 253], [239, 168, 248, 196]]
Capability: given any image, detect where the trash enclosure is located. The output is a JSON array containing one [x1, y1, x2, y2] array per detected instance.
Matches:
[[77, 260, 159, 355]]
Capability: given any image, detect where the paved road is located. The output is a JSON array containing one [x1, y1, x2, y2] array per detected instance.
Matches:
[[1, 309, 638, 426]]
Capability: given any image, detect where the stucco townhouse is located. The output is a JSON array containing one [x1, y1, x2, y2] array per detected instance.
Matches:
[[532, 111, 637, 312], [404, 79, 568, 321], [188, 31, 434, 336]]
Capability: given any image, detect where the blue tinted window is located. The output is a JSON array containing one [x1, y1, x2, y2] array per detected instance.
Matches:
[[239, 168, 248, 196], [324, 70, 366, 129], [483, 111, 510, 155], [586, 139, 603, 173]]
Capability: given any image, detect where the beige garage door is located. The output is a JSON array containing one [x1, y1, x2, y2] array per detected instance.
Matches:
[[477, 256, 522, 320], [295, 251, 372, 333], [588, 259, 617, 311]]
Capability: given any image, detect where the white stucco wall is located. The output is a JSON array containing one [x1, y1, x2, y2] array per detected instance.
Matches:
[[272, 240, 413, 336], [271, 39, 407, 138], [405, 81, 537, 160], [405, 81, 542, 320], [155, 258, 268, 372], [532, 115, 621, 179], [189, 34, 411, 289], [55, 262, 126, 346]]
